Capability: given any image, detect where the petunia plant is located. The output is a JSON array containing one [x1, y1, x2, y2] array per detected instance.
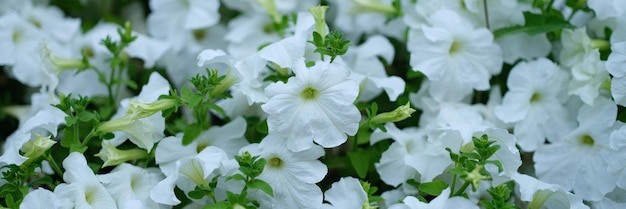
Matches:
[[1, 0, 626, 208]]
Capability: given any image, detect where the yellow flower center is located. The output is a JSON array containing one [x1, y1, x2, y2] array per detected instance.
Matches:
[[301, 87, 319, 100]]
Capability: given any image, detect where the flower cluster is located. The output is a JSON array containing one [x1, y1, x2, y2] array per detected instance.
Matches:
[[1, 0, 626, 208]]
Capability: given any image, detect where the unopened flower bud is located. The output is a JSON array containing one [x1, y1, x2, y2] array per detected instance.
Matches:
[[127, 98, 178, 120], [370, 102, 416, 124], [95, 143, 148, 167], [351, 0, 397, 15], [309, 5, 329, 38], [21, 134, 56, 160]]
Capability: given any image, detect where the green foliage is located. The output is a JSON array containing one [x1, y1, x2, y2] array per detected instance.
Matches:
[[202, 152, 273, 209], [493, 11, 574, 38], [447, 134, 502, 196], [480, 183, 520, 209], [176, 69, 231, 145], [53, 94, 103, 153], [310, 31, 351, 63]]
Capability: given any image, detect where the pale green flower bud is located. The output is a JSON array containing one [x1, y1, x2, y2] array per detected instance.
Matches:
[[20, 134, 56, 160], [370, 102, 416, 124], [309, 5, 329, 38], [97, 115, 134, 134], [257, 0, 281, 23], [42, 44, 87, 70], [95, 143, 148, 167], [351, 0, 397, 15], [211, 70, 239, 97], [126, 98, 178, 120], [590, 39, 610, 51]]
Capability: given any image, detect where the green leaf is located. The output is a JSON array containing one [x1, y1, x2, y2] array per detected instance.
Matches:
[[182, 123, 203, 145], [78, 111, 95, 122], [418, 181, 448, 196], [493, 12, 574, 38], [347, 149, 370, 178], [226, 174, 246, 182], [248, 179, 274, 197], [188, 188, 207, 199], [206, 102, 226, 117], [203, 202, 230, 209], [60, 128, 79, 148]]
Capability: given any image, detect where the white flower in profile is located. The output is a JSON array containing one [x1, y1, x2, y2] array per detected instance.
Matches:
[[372, 123, 460, 185], [241, 134, 327, 209], [262, 58, 361, 151], [534, 98, 620, 201], [587, 0, 626, 20], [407, 9, 502, 102], [155, 117, 248, 175], [511, 173, 589, 209], [590, 188, 626, 209], [98, 72, 170, 151], [389, 188, 478, 209], [606, 41, 626, 106], [54, 152, 117, 209], [338, 35, 405, 102], [150, 146, 230, 205], [98, 164, 166, 209], [568, 50, 611, 105], [494, 58, 574, 151], [560, 28, 597, 68], [20, 188, 72, 209], [321, 177, 367, 209]]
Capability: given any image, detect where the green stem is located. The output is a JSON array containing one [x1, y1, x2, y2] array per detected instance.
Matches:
[[80, 129, 97, 148], [453, 181, 471, 196], [46, 154, 64, 177], [450, 174, 457, 195]]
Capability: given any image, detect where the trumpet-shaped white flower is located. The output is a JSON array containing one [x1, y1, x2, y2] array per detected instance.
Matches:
[[607, 42, 626, 106], [99, 72, 169, 151], [150, 146, 230, 205], [241, 134, 327, 209], [372, 123, 461, 185], [534, 98, 621, 201], [262, 58, 361, 151], [20, 188, 72, 209], [98, 164, 166, 209], [155, 117, 248, 176], [321, 177, 367, 209], [568, 50, 610, 105], [339, 35, 405, 102], [389, 188, 478, 209], [560, 28, 597, 68], [512, 173, 589, 209], [407, 9, 502, 101], [494, 58, 574, 151], [54, 152, 117, 209]]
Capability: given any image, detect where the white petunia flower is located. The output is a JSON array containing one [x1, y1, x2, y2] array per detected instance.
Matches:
[[20, 188, 72, 209], [150, 146, 231, 205], [339, 35, 405, 102], [55, 152, 117, 209], [98, 164, 166, 209], [155, 118, 248, 176], [262, 58, 361, 151], [241, 134, 327, 209], [389, 188, 478, 209], [511, 173, 589, 209], [560, 27, 597, 68], [321, 177, 368, 209], [494, 58, 574, 151], [607, 41, 626, 106], [534, 98, 620, 201], [407, 9, 502, 102], [98, 72, 170, 151], [568, 50, 610, 105], [587, 0, 626, 20]]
